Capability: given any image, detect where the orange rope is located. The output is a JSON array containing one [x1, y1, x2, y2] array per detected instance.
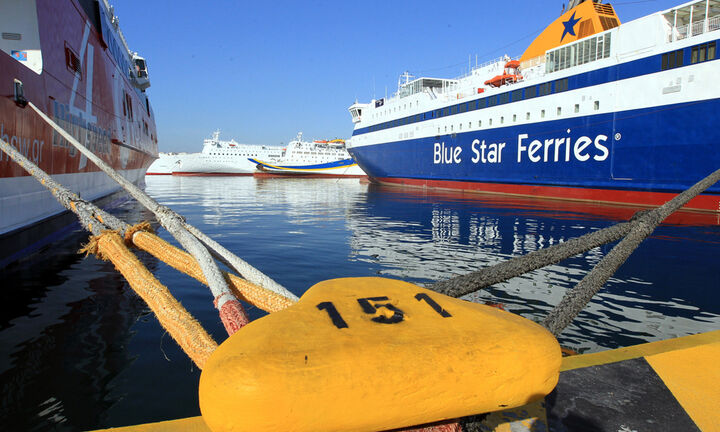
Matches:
[[131, 230, 296, 312], [83, 231, 218, 368]]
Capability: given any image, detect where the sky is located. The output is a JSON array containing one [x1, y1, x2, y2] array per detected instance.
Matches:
[[111, 0, 685, 152]]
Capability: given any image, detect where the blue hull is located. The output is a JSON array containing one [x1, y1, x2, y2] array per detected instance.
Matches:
[[348, 99, 720, 208]]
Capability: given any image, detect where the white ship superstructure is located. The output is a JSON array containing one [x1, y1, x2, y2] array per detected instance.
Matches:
[[173, 130, 283, 176]]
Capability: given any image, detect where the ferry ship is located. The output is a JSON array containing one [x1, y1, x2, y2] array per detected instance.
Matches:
[[145, 152, 186, 175], [1, 0, 157, 265], [171, 130, 284, 176], [347, 0, 720, 212], [252, 132, 366, 177]]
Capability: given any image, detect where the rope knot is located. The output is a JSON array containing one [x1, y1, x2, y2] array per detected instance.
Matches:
[[123, 221, 155, 246], [78, 230, 122, 260]]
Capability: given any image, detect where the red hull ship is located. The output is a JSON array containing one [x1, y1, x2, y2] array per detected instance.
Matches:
[[1, 0, 157, 264]]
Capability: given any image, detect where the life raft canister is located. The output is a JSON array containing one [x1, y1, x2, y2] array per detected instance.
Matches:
[[199, 277, 561, 432]]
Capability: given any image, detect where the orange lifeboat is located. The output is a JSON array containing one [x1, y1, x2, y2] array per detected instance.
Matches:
[[484, 73, 522, 87], [484, 59, 523, 88]]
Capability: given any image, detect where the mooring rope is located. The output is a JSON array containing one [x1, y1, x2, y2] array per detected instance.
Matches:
[[542, 167, 720, 336], [28, 102, 291, 332], [1, 137, 217, 367]]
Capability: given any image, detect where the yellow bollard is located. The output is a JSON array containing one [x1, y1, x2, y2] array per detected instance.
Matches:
[[199, 277, 561, 432]]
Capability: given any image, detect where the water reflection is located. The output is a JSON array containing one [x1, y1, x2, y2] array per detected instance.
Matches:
[[347, 185, 720, 352], [3, 175, 715, 431]]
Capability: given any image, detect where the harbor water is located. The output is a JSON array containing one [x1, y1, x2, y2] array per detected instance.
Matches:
[[1, 176, 719, 431]]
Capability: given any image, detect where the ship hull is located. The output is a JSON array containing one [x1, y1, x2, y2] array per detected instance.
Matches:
[[250, 158, 367, 177], [1, 0, 157, 263], [349, 98, 720, 213]]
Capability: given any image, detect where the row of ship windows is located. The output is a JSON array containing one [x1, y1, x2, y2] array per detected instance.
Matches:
[[661, 41, 716, 70], [434, 100, 602, 134], [364, 39, 716, 135], [366, 78, 570, 133]]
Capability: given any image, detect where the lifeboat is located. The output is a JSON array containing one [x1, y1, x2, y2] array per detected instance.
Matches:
[[484, 73, 522, 87], [484, 59, 523, 88]]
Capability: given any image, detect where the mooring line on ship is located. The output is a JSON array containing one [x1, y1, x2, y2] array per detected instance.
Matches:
[[541, 167, 720, 336], [28, 102, 296, 304], [429, 167, 720, 336], [0, 136, 219, 367]]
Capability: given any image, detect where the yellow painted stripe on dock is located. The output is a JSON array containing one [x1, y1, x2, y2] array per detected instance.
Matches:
[[560, 329, 720, 371], [645, 341, 720, 432], [91, 416, 209, 432]]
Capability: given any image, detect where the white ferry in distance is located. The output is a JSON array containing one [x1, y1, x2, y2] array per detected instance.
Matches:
[[347, 0, 720, 213], [171, 130, 284, 176], [251, 132, 366, 177], [145, 152, 187, 175]]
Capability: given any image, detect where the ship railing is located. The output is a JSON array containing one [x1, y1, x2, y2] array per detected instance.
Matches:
[[670, 15, 720, 42], [455, 55, 515, 81], [520, 55, 545, 70]]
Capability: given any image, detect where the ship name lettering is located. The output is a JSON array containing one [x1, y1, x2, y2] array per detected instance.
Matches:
[[471, 139, 505, 164], [1, 123, 44, 164], [434, 142, 462, 164], [517, 133, 609, 163]]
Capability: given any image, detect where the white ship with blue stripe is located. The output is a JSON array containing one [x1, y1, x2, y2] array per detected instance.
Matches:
[[347, 0, 720, 213], [251, 132, 366, 177]]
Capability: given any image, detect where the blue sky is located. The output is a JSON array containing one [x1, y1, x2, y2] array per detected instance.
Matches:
[[112, 0, 683, 152]]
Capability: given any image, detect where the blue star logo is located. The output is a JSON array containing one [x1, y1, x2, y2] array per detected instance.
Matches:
[[561, 12, 581, 42]]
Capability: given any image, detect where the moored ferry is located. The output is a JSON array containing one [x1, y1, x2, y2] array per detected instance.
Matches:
[[171, 130, 284, 176], [145, 152, 187, 175], [1, 0, 157, 264], [252, 132, 366, 177], [347, 0, 720, 213]]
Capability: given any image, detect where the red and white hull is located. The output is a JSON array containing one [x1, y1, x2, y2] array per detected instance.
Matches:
[[1, 0, 157, 253]]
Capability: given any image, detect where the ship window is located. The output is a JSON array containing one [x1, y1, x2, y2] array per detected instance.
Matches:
[[691, 42, 716, 64], [538, 82, 552, 96], [526, 112, 530, 120], [467, 102, 474, 111], [489, 118, 493, 126], [555, 78, 568, 93], [451, 105, 458, 114], [468, 122, 471, 129], [459, 104, 466, 113], [525, 86, 537, 99], [662, 49, 684, 70], [513, 114, 517, 122], [488, 96, 497, 107], [557, 107, 562, 116], [478, 120, 482, 127], [594, 100, 600, 110], [459, 123, 462, 130], [500, 116, 504, 124], [511, 89, 523, 102], [541, 109, 546, 118], [499, 93, 509, 105], [574, 104, 579, 113]]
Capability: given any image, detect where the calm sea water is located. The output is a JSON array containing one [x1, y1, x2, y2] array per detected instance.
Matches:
[[1, 175, 719, 430]]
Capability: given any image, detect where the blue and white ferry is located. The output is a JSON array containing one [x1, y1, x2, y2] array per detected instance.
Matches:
[[251, 132, 366, 177], [347, 0, 720, 212]]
